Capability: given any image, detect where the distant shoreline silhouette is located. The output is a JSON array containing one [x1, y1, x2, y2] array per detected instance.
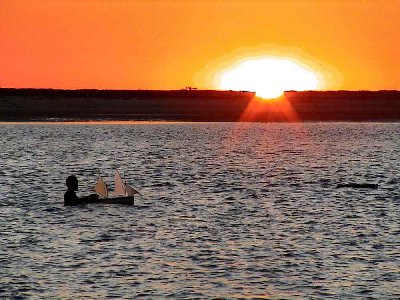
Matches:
[[1, 88, 400, 122]]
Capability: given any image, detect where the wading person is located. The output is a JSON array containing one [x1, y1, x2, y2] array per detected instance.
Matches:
[[64, 175, 98, 206]]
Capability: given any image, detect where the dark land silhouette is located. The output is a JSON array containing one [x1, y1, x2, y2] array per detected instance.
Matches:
[[1, 88, 400, 122]]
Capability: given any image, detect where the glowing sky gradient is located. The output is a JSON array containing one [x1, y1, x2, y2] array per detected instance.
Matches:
[[1, 0, 399, 91]]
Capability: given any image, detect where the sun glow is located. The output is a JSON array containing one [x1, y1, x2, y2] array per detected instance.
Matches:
[[217, 57, 321, 99]]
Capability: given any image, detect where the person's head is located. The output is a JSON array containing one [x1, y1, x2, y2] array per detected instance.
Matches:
[[66, 175, 78, 191]]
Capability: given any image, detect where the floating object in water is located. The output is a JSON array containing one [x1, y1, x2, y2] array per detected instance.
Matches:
[[336, 183, 378, 189], [93, 170, 141, 205], [86, 196, 136, 205]]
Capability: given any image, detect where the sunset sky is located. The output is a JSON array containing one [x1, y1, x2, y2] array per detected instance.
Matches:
[[1, 0, 399, 92]]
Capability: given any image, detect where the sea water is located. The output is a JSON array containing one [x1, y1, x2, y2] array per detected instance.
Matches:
[[0, 122, 399, 299]]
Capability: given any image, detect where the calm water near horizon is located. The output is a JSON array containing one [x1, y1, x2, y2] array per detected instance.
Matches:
[[0, 122, 399, 299]]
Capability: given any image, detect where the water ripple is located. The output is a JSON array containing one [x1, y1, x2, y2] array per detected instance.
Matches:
[[0, 123, 399, 299]]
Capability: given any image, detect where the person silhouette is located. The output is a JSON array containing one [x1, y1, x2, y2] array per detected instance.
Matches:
[[64, 175, 99, 206]]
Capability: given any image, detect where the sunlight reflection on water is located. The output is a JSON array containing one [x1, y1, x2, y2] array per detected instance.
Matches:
[[0, 122, 399, 298]]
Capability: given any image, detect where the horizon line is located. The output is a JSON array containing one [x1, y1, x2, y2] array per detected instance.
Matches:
[[1, 87, 400, 93]]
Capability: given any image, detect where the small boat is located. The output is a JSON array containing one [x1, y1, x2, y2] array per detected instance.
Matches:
[[336, 183, 378, 189], [92, 171, 140, 205]]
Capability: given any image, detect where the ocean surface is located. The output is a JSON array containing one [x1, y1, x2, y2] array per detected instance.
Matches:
[[0, 122, 399, 299]]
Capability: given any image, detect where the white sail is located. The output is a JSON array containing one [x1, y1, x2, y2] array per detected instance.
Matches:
[[115, 170, 126, 196], [95, 176, 108, 198], [95, 171, 140, 199], [125, 184, 140, 196]]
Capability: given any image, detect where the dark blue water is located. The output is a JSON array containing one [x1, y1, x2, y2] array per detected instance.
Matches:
[[1, 122, 399, 298]]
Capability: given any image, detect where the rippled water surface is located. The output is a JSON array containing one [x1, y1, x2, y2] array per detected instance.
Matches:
[[1, 122, 399, 299]]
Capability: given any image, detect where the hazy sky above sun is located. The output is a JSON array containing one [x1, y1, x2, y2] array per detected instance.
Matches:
[[1, 0, 399, 91]]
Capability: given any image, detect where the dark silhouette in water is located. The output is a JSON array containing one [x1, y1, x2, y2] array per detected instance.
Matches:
[[336, 183, 378, 189], [64, 175, 99, 206]]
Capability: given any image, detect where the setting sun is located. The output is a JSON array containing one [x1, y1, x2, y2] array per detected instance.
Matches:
[[217, 57, 322, 99]]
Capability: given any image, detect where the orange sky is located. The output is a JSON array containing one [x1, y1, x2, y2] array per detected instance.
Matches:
[[1, 0, 399, 91]]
